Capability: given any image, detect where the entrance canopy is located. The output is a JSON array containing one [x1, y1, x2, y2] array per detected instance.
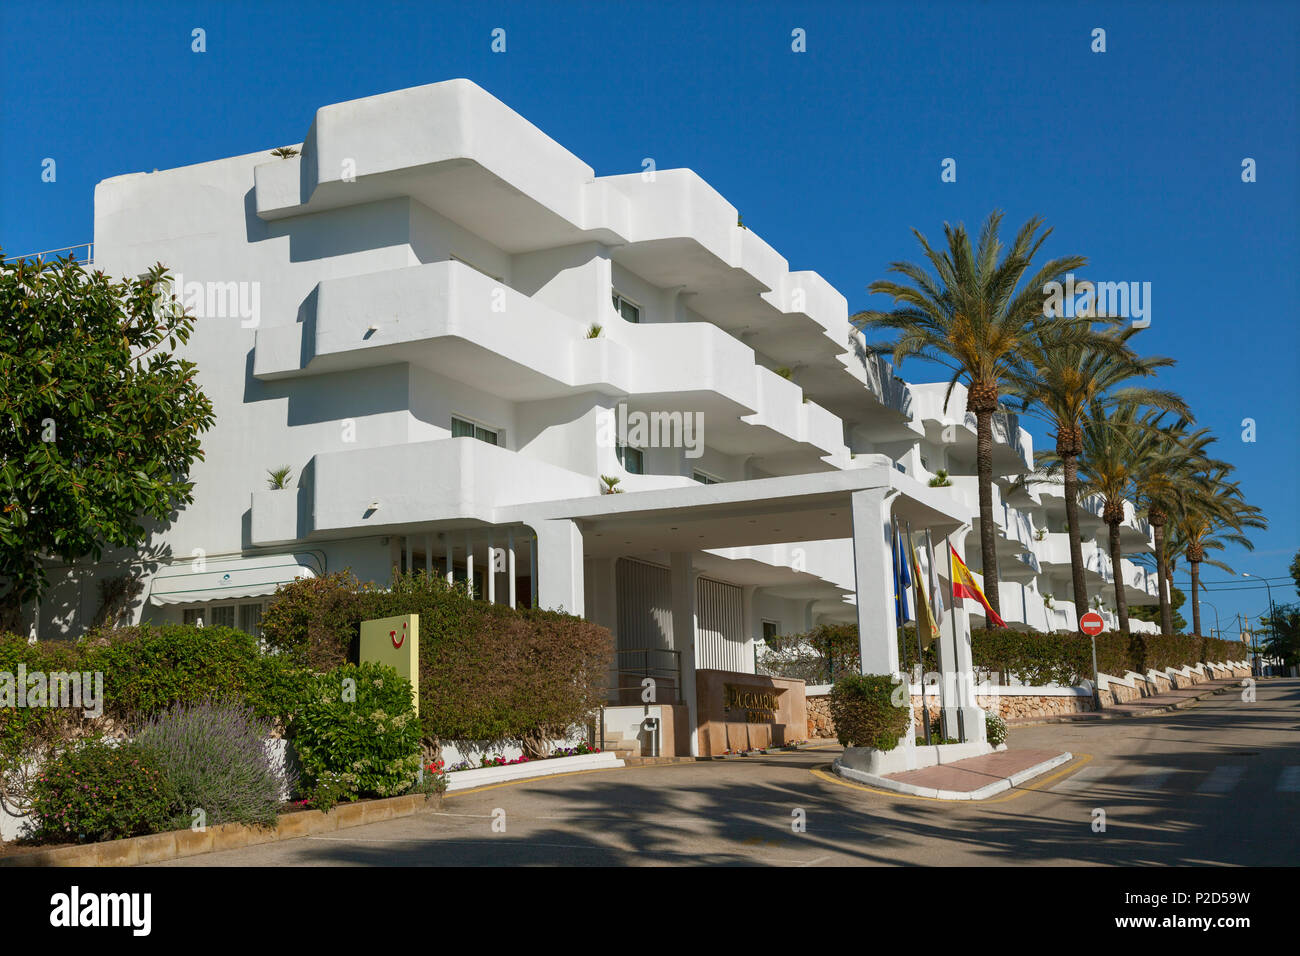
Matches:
[[496, 457, 968, 556]]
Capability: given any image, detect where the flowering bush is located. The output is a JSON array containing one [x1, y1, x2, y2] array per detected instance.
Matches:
[[288, 662, 422, 811], [985, 712, 1009, 747], [134, 698, 290, 830], [26, 738, 177, 843]]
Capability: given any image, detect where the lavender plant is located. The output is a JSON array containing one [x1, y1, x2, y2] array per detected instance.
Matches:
[[134, 698, 293, 829]]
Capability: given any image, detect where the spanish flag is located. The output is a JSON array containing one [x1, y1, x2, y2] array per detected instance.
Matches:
[[950, 545, 1007, 628]]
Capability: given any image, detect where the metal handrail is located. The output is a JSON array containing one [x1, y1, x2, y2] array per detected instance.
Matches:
[[606, 647, 682, 704], [8, 243, 94, 263]]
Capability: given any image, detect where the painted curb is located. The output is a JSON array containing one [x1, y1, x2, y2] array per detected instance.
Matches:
[[831, 751, 1074, 801], [0, 792, 435, 868]]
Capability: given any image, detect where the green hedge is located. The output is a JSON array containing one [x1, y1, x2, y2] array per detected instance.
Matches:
[[761, 622, 1245, 689], [261, 570, 614, 752], [971, 629, 1245, 685]]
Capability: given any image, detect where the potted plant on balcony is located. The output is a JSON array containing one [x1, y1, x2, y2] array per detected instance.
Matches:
[[927, 469, 952, 488], [587, 323, 602, 339], [599, 475, 623, 495], [1042, 592, 1055, 609], [266, 466, 293, 490]]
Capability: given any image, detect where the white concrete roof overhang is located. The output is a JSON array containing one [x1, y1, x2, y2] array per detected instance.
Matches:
[[497, 461, 970, 559]]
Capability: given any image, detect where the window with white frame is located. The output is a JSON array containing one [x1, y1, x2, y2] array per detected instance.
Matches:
[[693, 470, 722, 485]]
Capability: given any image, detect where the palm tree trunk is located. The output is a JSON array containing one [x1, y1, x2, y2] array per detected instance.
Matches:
[[1108, 519, 1129, 635], [974, 409, 1001, 617], [1062, 453, 1089, 623], [1153, 519, 1172, 634], [1189, 561, 1202, 637]]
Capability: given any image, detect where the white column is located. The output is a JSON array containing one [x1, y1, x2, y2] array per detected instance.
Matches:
[[850, 486, 915, 755], [535, 518, 584, 614], [445, 535, 453, 585], [942, 525, 986, 742], [741, 584, 757, 672], [670, 552, 700, 757], [487, 533, 496, 604], [529, 536, 538, 608], [466, 533, 474, 599], [507, 530, 517, 609], [850, 487, 900, 675]]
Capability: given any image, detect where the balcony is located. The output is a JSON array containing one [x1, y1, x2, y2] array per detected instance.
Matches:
[[253, 259, 848, 468], [251, 437, 592, 545]]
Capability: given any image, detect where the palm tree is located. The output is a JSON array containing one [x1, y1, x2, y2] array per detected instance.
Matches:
[[853, 211, 1086, 617], [1130, 418, 1223, 634], [1038, 400, 1144, 633], [1010, 325, 1188, 623], [1170, 468, 1266, 636]]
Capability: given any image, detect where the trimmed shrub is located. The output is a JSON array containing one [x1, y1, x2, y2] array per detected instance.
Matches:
[[0, 633, 92, 792], [986, 712, 1008, 747], [134, 698, 289, 830], [289, 662, 423, 810], [263, 571, 614, 753], [82, 624, 310, 725], [256, 571, 379, 670], [829, 673, 910, 751], [27, 738, 177, 843]]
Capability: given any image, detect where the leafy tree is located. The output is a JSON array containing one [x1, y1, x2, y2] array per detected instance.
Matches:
[[853, 211, 1086, 617], [1290, 550, 1300, 598], [0, 254, 214, 630]]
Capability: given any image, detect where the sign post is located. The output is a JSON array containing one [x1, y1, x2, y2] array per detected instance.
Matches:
[[1079, 611, 1105, 712], [360, 613, 420, 715]]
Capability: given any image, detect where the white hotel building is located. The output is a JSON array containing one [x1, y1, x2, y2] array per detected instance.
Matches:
[[30, 80, 1159, 749]]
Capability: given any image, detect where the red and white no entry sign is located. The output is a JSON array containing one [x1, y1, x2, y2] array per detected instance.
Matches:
[[1080, 611, 1105, 635]]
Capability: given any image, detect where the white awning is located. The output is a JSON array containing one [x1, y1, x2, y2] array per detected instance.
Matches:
[[148, 553, 321, 606]]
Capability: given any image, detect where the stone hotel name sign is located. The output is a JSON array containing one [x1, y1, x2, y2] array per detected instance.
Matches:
[[696, 669, 807, 756]]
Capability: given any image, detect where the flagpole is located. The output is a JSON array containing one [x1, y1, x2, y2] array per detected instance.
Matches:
[[946, 537, 966, 743], [924, 526, 949, 740], [905, 520, 931, 746]]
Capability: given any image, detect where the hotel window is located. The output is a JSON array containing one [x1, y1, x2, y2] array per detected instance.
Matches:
[[452, 415, 499, 446], [693, 471, 722, 485], [611, 291, 641, 324], [617, 442, 643, 474], [239, 603, 264, 640], [184, 605, 234, 628], [762, 620, 780, 643]]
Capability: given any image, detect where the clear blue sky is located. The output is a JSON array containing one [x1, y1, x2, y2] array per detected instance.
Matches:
[[3, 0, 1296, 632]]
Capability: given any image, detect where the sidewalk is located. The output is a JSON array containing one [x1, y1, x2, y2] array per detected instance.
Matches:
[[1006, 676, 1244, 727], [882, 748, 1072, 799]]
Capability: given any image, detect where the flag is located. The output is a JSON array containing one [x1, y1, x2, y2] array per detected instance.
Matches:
[[927, 537, 946, 620], [950, 545, 1007, 628], [892, 526, 912, 624], [910, 545, 941, 647]]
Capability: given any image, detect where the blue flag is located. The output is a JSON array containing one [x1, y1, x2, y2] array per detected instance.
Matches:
[[892, 525, 912, 624]]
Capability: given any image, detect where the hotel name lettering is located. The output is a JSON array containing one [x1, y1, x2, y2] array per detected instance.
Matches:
[[724, 684, 779, 723]]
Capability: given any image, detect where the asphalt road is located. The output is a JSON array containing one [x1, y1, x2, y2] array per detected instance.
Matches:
[[155, 677, 1300, 866]]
